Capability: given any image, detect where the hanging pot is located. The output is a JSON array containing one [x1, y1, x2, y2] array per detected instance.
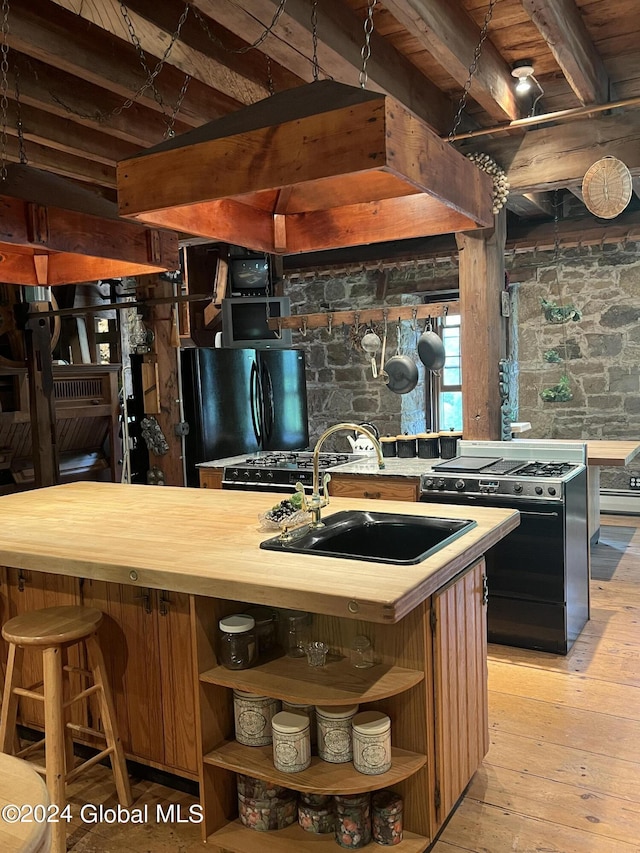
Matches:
[[384, 323, 418, 395], [417, 317, 446, 372]]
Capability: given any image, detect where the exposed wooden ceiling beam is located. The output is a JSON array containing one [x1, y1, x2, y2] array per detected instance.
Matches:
[[520, 0, 611, 105], [10, 0, 243, 127], [1, 135, 116, 188], [3, 99, 139, 166], [460, 110, 640, 193], [50, 0, 276, 105], [9, 53, 190, 148], [197, 0, 456, 133], [382, 0, 519, 122]]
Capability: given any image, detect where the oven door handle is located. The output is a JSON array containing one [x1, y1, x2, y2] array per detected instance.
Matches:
[[518, 510, 561, 518]]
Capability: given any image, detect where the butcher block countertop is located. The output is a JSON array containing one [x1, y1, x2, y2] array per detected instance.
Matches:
[[0, 482, 518, 624], [585, 440, 640, 466]]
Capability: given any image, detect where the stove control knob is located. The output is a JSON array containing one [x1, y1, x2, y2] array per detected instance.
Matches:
[[230, 469, 238, 478], [424, 478, 434, 489], [436, 479, 446, 490], [267, 470, 274, 479], [535, 486, 543, 495], [255, 470, 262, 479], [243, 471, 251, 479], [513, 483, 523, 494], [548, 486, 556, 496], [455, 479, 466, 491]]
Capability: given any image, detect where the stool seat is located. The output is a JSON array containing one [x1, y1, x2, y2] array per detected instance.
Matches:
[[2, 606, 103, 646], [0, 754, 50, 852]]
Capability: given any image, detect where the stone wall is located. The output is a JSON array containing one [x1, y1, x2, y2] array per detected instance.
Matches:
[[511, 241, 640, 489], [285, 268, 436, 449]]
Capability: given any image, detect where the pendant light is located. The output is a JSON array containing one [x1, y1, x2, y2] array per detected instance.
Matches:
[[116, 80, 494, 255]]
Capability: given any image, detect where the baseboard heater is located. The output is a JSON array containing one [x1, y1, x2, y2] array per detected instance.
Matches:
[[600, 488, 640, 515]]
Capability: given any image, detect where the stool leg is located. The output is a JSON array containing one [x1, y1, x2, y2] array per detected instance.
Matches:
[[42, 645, 67, 853], [85, 634, 132, 807], [0, 643, 24, 755], [61, 646, 75, 776]]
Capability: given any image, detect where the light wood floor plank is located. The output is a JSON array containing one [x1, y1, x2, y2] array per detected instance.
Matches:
[[465, 763, 640, 845], [433, 798, 640, 853], [489, 659, 640, 720], [485, 729, 640, 803]]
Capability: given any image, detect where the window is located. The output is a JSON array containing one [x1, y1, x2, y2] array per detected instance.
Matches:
[[431, 313, 462, 431]]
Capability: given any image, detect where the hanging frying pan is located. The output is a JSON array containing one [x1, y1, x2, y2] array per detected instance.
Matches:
[[384, 321, 418, 394], [417, 317, 446, 372]]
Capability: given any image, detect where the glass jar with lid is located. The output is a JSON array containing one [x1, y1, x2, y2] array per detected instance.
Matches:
[[218, 614, 257, 670]]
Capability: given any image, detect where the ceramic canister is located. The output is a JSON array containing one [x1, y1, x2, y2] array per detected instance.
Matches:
[[380, 436, 397, 458], [395, 434, 417, 458], [271, 710, 311, 773], [233, 690, 280, 746], [351, 710, 392, 775], [416, 432, 440, 459], [438, 430, 463, 460], [316, 704, 359, 763]]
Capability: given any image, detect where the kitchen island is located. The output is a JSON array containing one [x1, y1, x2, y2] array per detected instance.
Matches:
[[0, 482, 518, 851]]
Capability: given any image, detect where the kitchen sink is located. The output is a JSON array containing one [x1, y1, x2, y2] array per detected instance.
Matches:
[[259, 510, 477, 565]]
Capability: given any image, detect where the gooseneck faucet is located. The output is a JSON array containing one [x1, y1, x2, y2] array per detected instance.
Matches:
[[296, 422, 385, 528]]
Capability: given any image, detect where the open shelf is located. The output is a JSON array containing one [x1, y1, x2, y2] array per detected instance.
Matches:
[[208, 819, 429, 852], [203, 740, 426, 795], [199, 657, 423, 705]]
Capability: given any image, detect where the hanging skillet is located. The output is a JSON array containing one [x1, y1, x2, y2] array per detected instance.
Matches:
[[417, 316, 446, 372], [384, 320, 418, 395]]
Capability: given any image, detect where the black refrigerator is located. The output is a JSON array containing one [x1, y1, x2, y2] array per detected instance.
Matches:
[[181, 348, 309, 486]]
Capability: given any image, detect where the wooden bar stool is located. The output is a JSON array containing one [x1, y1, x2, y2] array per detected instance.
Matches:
[[0, 606, 131, 853]]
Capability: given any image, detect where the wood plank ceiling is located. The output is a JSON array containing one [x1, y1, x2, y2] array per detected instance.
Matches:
[[2, 0, 640, 255]]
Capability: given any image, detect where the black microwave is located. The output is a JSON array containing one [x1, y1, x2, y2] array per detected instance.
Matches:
[[221, 297, 292, 349]]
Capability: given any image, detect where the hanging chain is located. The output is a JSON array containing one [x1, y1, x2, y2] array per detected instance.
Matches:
[[448, 0, 497, 142], [0, 0, 9, 180], [311, 0, 319, 82], [165, 72, 191, 138], [191, 0, 287, 54], [14, 62, 26, 163], [359, 0, 377, 89], [266, 55, 275, 96]]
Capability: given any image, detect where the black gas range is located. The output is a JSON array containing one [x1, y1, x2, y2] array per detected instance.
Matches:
[[222, 451, 356, 492], [420, 440, 590, 655], [422, 455, 582, 501]]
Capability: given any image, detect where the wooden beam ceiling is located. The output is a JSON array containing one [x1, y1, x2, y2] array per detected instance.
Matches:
[[382, 0, 520, 122], [520, 0, 611, 105]]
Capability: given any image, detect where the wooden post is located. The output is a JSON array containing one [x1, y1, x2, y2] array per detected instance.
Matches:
[[136, 276, 185, 487], [456, 210, 507, 440], [24, 301, 60, 486]]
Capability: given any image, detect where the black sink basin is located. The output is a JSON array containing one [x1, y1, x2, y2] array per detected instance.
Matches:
[[259, 510, 477, 565]]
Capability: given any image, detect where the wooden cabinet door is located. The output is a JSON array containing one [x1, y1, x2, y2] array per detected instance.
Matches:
[[199, 468, 223, 489], [156, 590, 198, 774], [431, 559, 488, 825], [81, 581, 198, 776], [329, 474, 419, 501], [3, 569, 84, 731], [81, 580, 165, 767]]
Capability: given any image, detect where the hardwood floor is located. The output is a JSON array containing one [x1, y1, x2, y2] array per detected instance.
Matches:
[[432, 514, 640, 853], [55, 515, 640, 850]]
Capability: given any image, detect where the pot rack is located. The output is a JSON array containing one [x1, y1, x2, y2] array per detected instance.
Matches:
[[266, 300, 458, 334]]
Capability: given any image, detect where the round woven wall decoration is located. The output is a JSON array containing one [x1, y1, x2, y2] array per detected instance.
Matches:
[[582, 156, 632, 219]]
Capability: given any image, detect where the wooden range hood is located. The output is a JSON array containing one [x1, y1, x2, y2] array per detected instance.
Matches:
[[0, 164, 179, 286], [117, 81, 494, 255]]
